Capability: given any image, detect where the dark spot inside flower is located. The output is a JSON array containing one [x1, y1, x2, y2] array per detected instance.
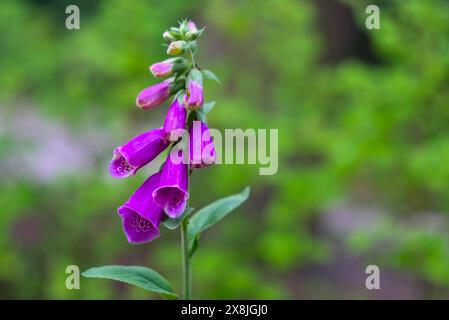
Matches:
[[120, 158, 132, 173], [168, 189, 185, 211], [113, 155, 132, 175], [154, 187, 187, 217], [172, 193, 181, 205], [131, 215, 153, 233]]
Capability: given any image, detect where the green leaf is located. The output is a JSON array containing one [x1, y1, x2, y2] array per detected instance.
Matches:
[[189, 41, 198, 55], [194, 101, 216, 123], [201, 69, 220, 84], [187, 187, 250, 257], [163, 207, 194, 230], [188, 69, 203, 85], [174, 89, 185, 103], [82, 265, 177, 299], [195, 109, 207, 123], [175, 90, 186, 105], [202, 101, 217, 114]]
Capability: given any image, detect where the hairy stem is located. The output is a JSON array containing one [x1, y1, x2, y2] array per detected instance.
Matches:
[[181, 218, 191, 300]]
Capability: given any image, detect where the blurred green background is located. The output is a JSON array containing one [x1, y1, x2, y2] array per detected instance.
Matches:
[[1, 0, 449, 299]]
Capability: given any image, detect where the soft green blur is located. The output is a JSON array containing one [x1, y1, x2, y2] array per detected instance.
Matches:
[[1, 0, 449, 299]]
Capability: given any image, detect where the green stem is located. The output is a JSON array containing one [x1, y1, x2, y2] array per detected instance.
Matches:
[[188, 47, 196, 68], [181, 218, 191, 300], [181, 43, 195, 301]]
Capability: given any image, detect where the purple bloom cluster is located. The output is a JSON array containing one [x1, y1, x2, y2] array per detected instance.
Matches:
[[110, 20, 216, 244]]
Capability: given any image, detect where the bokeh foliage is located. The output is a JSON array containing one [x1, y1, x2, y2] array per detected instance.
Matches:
[[0, 0, 449, 298]]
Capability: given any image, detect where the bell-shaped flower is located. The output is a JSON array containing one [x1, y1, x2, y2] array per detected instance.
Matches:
[[189, 120, 216, 169], [163, 98, 187, 141], [152, 151, 189, 218], [118, 172, 164, 244], [109, 128, 169, 178]]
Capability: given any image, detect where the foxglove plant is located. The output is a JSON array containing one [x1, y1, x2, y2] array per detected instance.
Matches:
[[83, 20, 250, 300]]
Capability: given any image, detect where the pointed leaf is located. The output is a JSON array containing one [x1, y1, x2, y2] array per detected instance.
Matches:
[[163, 207, 194, 230], [195, 101, 216, 123], [201, 69, 220, 84], [187, 187, 250, 257], [82, 265, 177, 299], [175, 90, 186, 105], [202, 101, 216, 114], [188, 69, 203, 85], [195, 109, 208, 124]]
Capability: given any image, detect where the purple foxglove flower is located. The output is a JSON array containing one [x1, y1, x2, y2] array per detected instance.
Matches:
[[153, 153, 189, 218], [136, 79, 172, 109], [184, 80, 204, 110], [189, 120, 216, 169], [163, 98, 187, 141], [109, 128, 169, 178], [118, 172, 164, 244], [150, 59, 175, 78]]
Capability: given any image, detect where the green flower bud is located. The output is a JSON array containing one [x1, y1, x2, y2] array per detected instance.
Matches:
[[167, 41, 188, 55], [163, 31, 177, 42], [179, 20, 189, 35]]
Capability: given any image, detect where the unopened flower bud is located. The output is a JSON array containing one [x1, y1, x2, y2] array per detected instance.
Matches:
[[184, 70, 204, 110], [150, 58, 188, 78], [136, 79, 172, 109], [162, 31, 177, 42], [186, 20, 202, 40], [167, 41, 188, 55], [184, 80, 204, 110], [179, 20, 189, 35], [187, 21, 198, 33], [150, 60, 174, 78]]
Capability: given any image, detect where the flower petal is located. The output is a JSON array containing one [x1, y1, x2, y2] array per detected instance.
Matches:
[[109, 128, 169, 178], [118, 172, 164, 244], [152, 154, 189, 218]]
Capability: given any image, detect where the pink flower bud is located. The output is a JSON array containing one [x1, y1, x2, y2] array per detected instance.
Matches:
[[149, 59, 174, 78], [187, 21, 198, 33], [184, 80, 204, 110], [136, 79, 172, 109]]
